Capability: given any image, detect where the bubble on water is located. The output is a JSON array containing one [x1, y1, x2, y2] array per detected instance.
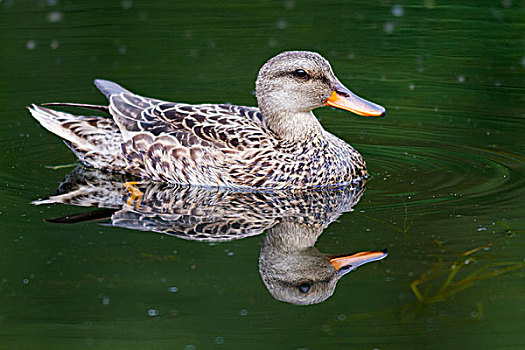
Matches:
[[409, 84, 415, 90], [102, 296, 110, 305], [50, 39, 59, 49], [477, 227, 487, 231], [239, 309, 248, 316], [23, 278, 29, 284], [168, 286, 178, 293], [26, 40, 36, 50], [392, 5, 404, 17], [457, 75, 465, 83], [337, 313, 346, 321], [215, 336, 224, 344], [118, 45, 127, 54], [46, 11, 63, 23], [147, 309, 159, 317]]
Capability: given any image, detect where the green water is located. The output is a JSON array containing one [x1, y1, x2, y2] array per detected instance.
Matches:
[[1, 0, 524, 349]]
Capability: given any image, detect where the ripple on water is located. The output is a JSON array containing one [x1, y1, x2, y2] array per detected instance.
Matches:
[[364, 143, 524, 214]]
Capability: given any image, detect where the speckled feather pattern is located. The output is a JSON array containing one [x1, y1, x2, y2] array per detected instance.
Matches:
[[29, 90, 366, 189], [29, 51, 372, 189]]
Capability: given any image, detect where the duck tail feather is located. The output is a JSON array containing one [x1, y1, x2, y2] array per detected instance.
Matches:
[[94, 79, 132, 98]]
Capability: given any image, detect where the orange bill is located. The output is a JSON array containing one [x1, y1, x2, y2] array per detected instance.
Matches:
[[329, 249, 388, 275], [325, 83, 386, 117]]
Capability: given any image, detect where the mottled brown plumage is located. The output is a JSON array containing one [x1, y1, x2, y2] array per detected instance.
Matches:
[[29, 51, 385, 189]]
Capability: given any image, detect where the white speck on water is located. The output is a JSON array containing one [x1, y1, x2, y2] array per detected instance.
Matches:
[[227, 251, 234, 256], [458, 75, 465, 83], [486, 131, 491, 135], [46, 11, 63, 23], [384, 21, 395, 34], [26, 40, 36, 50], [168, 286, 178, 293], [121, 0, 132, 9], [392, 5, 404, 17], [277, 19, 287, 29], [160, 277, 167, 283], [409, 84, 415, 90], [102, 296, 110, 305], [477, 227, 487, 231], [147, 309, 159, 317], [434, 107, 439, 112], [50, 39, 59, 49], [215, 336, 224, 344], [240, 309, 248, 316], [23, 278, 29, 284]]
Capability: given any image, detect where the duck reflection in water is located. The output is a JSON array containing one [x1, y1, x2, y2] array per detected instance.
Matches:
[[35, 167, 388, 305]]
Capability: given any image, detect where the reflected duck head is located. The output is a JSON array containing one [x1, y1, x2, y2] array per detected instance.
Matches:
[[259, 221, 388, 305]]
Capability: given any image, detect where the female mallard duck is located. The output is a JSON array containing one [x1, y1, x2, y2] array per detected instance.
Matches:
[[29, 51, 385, 189]]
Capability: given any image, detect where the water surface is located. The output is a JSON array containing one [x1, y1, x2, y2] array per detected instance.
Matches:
[[0, 1, 523, 349]]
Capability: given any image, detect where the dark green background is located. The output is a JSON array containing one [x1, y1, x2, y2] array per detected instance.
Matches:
[[1, 0, 523, 349]]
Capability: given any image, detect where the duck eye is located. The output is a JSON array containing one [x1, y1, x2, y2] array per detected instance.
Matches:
[[298, 282, 311, 294], [293, 69, 309, 79]]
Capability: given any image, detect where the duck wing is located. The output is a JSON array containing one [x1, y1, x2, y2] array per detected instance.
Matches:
[[95, 79, 275, 150]]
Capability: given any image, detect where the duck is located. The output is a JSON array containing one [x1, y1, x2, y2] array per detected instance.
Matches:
[[29, 51, 385, 189], [35, 167, 387, 305]]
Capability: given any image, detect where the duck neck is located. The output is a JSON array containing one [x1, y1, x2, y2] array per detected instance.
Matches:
[[263, 110, 325, 141]]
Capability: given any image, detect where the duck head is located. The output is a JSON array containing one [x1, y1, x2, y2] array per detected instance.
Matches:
[[255, 51, 385, 139]]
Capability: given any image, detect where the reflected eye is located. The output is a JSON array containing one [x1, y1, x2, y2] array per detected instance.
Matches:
[[293, 69, 309, 79], [298, 282, 311, 294]]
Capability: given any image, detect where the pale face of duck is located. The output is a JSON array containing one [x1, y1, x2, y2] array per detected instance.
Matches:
[[255, 51, 385, 126]]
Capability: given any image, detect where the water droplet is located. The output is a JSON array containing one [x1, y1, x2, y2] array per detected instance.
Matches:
[[215, 336, 224, 344], [457, 75, 465, 83], [23, 278, 29, 284], [409, 84, 415, 90], [147, 309, 159, 317], [239, 309, 248, 316], [392, 5, 404, 17], [168, 286, 178, 293], [26, 40, 36, 50], [46, 11, 63, 23], [102, 296, 110, 305]]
